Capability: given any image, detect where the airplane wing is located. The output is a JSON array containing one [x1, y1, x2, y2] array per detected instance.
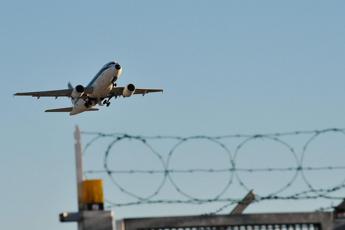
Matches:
[[109, 87, 163, 97], [14, 89, 72, 98], [134, 88, 163, 95], [14, 87, 93, 98]]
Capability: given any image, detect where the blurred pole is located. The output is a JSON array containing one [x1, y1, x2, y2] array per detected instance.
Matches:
[[230, 190, 255, 215], [74, 126, 83, 230], [60, 126, 113, 230]]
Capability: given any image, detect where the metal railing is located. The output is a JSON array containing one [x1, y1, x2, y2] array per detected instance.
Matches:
[[116, 212, 335, 230]]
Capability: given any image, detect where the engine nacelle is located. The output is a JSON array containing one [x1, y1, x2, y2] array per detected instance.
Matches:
[[122, 84, 135, 97], [71, 85, 85, 98], [114, 63, 123, 81]]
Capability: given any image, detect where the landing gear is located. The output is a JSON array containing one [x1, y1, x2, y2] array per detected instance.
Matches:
[[102, 100, 111, 107], [102, 95, 115, 107], [84, 97, 95, 108], [84, 101, 92, 108]]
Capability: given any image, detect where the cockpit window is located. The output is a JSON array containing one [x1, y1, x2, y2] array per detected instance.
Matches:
[[104, 61, 115, 68]]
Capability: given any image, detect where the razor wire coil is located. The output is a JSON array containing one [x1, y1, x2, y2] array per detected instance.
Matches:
[[82, 128, 345, 213]]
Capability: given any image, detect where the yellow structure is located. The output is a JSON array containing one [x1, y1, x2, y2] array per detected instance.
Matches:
[[81, 179, 104, 205]]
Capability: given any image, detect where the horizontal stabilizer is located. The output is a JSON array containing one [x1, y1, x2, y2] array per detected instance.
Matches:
[[45, 107, 99, 112], [45, 107, 73, 112]]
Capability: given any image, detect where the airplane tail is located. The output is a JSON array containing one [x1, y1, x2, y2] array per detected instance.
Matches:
[[68, 82, 73, 89], [68, 82, 74, 104], [45, 107, 99, 112], [45, 107, 73, 112]]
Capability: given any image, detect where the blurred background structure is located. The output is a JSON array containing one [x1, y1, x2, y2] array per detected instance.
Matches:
[[60, 127, 345, 230]]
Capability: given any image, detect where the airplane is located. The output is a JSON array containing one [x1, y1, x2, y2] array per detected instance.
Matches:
[[14, 61, 163, 115]]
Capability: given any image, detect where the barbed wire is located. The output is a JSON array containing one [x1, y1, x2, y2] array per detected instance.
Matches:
[[82, 128, 345, 214]]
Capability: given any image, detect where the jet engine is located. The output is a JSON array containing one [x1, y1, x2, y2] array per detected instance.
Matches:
[[122, 84, 135, 97], [115, 63, 121, 70], [113, 63, 123, 81], [71, 85, 85, 98]]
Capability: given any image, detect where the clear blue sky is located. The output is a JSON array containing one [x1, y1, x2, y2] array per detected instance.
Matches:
[[1, 1, 345, 229]]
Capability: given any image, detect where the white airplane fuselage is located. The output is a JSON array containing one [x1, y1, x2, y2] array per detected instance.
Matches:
[[70, 62, 122, 115], [15, 61, 163, 115]]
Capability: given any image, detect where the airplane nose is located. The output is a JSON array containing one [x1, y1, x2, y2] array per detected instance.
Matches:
[[115, 63, 121, 70]]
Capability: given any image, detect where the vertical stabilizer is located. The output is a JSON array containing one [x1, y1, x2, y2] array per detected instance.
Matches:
[[68, 82, 73, 89], [68, 82, 74, 105]]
